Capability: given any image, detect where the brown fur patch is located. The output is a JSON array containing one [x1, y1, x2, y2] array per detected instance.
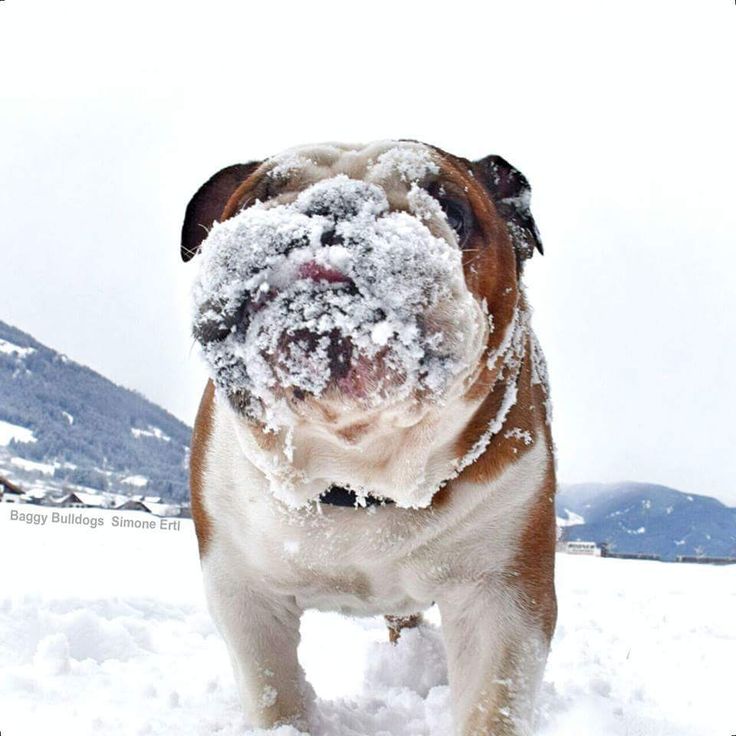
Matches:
[[384, 613, 424, 644], [221, 168, 269, 221], [430, 332, 548, 518], [248, 422, 280, 453], [457, 333, 540, 486], [190, 380, 216, 557], [508, 459, 558, 640], [336, 421, 371, 445], [429, 149, 521, 407]]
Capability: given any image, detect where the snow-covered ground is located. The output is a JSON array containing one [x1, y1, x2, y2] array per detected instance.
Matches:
[[0, 418, 37, 446], [10, 456, 55, 475], [0, 505, 732, 735], [0, 338, 36, 359]]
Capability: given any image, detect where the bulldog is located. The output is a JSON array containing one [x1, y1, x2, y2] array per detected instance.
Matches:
[[182, 140, 557, 736]]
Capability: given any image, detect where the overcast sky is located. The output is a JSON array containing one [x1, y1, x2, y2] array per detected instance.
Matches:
[[2, 0, 734, 503]]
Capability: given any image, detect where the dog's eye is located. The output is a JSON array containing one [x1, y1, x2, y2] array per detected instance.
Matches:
[[437, 196, 472, 247], [427, 182, 473, 248], [441, 200, 466, 237]]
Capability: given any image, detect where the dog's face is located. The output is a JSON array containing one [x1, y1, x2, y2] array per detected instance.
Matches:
[[183, 140, 541, 438]]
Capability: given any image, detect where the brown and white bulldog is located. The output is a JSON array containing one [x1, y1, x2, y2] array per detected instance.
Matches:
[[181, 140, 557, 736]]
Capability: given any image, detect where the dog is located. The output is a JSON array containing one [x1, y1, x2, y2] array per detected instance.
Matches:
[[181, 140, 557, 735]]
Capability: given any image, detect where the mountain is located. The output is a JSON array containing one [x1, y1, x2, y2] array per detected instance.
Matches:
[[556, 481, 736, 560], [0, 320, 191, 501]]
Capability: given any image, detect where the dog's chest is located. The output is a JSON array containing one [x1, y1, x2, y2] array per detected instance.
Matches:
[[201, 418, 548, 616]]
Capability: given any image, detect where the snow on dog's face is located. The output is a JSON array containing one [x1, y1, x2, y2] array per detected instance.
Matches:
[[191, 143, 478, 428]]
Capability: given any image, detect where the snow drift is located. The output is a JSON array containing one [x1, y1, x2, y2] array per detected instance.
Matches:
[[0, 507, 732, 736]]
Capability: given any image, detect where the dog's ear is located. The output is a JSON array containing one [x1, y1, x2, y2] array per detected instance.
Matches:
[[181, 162, 262, 262], [473, 155, 543, 268]]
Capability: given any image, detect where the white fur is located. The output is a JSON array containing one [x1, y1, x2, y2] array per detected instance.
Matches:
[[204, 401, 547, 611]]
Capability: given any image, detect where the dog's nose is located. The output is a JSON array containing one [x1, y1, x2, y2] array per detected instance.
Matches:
[[319, 227, 343, 248]]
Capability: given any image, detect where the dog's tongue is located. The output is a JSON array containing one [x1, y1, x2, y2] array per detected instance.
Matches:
[[298, 261, 351, 284]]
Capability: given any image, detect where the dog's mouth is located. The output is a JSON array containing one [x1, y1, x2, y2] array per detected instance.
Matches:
[[191, 174, 478, 428], [245, 261, 398, 402], [275, 328, 401, 402], [196, 279, 419, 408]]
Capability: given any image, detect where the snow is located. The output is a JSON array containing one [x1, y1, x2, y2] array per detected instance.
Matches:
[[0, 419, 37, 446], [624, 526, 647, 535], [0, 338, 36, 358], [122, 474, 149, 488], [1, 506, 733, 735], [504, 427, 534, 446], [556, 509, 585, 527], [70, 491, 107, 507], [367, 146, 439, 183], [143, 501, 179, 517], [11, 456, 54, 475], [131, 426, 171, 442]]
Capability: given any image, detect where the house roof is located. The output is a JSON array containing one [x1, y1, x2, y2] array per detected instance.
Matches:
[[70, 490, 106, 507], [117, 499, 152, 512], [0, 475, 24, 494]]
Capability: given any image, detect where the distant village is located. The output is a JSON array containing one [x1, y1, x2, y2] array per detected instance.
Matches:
[[1, 473, 191, 518], [556, 531, 736, 565]]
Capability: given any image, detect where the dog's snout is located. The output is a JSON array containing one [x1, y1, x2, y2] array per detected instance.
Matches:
[[297, 178, 384, 222]]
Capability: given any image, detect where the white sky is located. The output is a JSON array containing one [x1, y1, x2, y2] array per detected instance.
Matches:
[[1, 0, 734, 503]]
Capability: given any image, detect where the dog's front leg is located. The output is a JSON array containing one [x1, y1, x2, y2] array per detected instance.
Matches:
[[203, 562, 311, 730], [438, 578, 554, 736]]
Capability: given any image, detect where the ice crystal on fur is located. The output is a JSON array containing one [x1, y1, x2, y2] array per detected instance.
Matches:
[[505, 427, 534, 445], [446, 301, 529, 479], [368, 145, 439, 183]]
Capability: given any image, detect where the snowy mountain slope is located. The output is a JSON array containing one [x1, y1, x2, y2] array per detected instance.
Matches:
[[0, 320, 191, 500], [0, 506, 732, 736], [557, 481, 736, 560]]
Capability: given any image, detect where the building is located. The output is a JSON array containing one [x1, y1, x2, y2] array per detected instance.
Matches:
[[51, 492, 87, 508], [117, 499, 153, 513], [116, 498, 183, 516], [0, 475, 25, 503], [565, 540, 602, 556]]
